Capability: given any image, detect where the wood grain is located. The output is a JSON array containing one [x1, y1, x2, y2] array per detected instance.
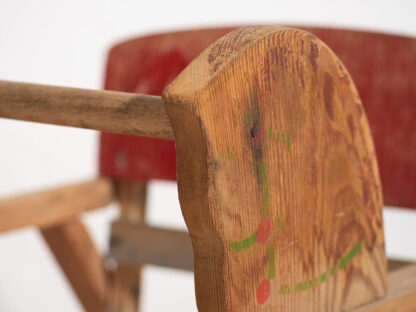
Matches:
[[0, 80, 172, 139], [0, 178, 113, 233], [297, 28, 416, 209], [352, 263, 416, 312], [163, 25, 387, 311], [41, 219, 108, 312]]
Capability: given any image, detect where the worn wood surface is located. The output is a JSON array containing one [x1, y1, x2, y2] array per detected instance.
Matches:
[[110, 222, 193, 271], [105, 181, 147, 312], [41, 219, 108, 312], [1, 25, 411, 311], [298, 28, 416, 209], [352, 263, 416, 312], [0, 178, 113, 233], [0, 80, 172, 139], [163, 25, 387, 311]]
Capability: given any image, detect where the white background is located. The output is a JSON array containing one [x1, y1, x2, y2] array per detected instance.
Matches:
[[0, 0, 415, 311]]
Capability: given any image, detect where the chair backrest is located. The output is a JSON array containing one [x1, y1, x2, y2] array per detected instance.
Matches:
[[100, 26, 416, 208], [99, 28, 234, 181]]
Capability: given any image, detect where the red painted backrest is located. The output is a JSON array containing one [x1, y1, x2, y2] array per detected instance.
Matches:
[[99, 28, 234, 181], [100, 27, 416, 208]]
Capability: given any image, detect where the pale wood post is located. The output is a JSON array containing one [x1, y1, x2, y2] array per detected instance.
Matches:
[[105, 180, 147, 312]]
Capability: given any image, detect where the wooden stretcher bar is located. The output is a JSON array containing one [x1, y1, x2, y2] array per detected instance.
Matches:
[[110, 222, 194, 271]]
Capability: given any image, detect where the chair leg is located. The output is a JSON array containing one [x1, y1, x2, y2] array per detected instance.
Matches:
[[105, 180, 147, 312], [41, 218, 108, 312]]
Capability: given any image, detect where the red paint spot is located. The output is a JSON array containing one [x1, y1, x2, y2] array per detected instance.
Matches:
[[256, 279, 271, 304], [257, 218, 272, 243]]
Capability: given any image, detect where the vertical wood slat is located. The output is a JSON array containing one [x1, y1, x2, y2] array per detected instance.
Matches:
[[41, 219, 108, 312], [105, 180, 147, 312], [163, 25, 387, 311]]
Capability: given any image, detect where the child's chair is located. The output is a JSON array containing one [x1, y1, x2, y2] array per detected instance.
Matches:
[[0, 25, 415, 312]]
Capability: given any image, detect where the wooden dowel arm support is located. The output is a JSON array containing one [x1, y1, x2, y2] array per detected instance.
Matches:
[[0, 80, 174, 140]]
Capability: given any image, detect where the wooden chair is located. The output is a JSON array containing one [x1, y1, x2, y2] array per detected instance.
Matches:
[[0, 25, 415, 312]]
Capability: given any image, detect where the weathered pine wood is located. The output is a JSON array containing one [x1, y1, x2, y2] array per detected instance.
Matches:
[[41, 219, 108, 312], [163, 25, 387, 311], [298, 28, 416, 209], [352, 263, 416, 312], [105, 181, 147, 312], [0, 80, 173, 139], [0, 178, 113, 233], [110, 222, 193, 271]]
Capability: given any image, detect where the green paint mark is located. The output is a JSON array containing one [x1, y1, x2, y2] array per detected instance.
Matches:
[[246, 112, 254, 128], [268, 245, 275, 279], [295, 279, 318, 293], [257, 161, 270, 217], [295, 280, 310, 292], [276, 217, 286, 230], [268, 127, 273, 139], [277, 240, 363, 296], [268, 127, 290, 148], [229, 241, 242, 252], [278, 285, 290, 294], [229, 231, 257, 252], [229, 217, 285, 253], [320, 272, 327, 283], [237, 104, 253, 128], [338, 241, 362, 270]]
